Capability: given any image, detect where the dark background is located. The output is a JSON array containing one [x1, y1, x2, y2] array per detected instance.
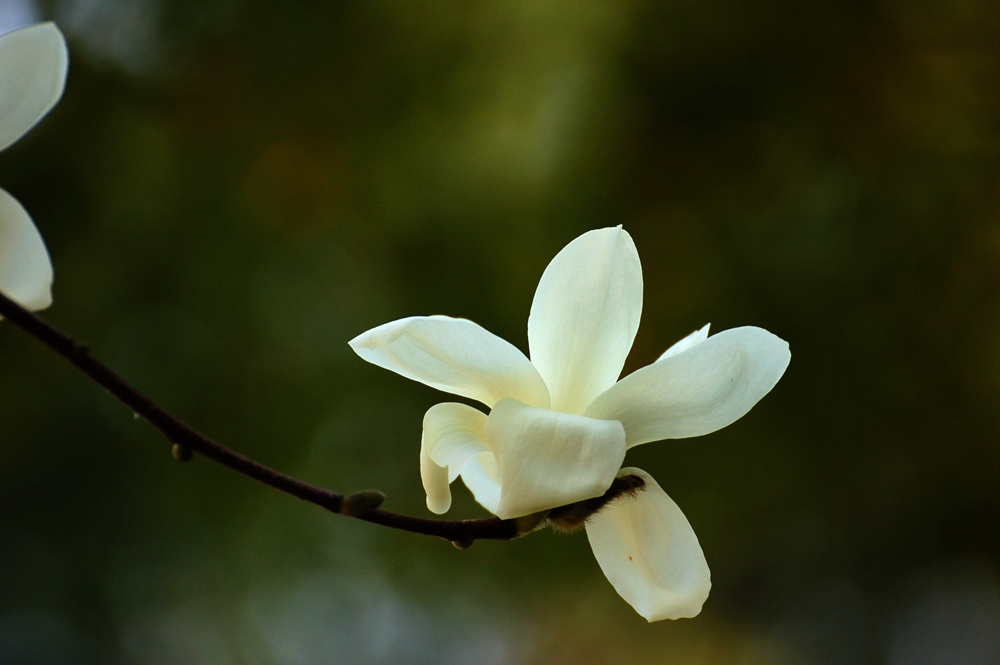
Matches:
[[1, 0, 999, 663]]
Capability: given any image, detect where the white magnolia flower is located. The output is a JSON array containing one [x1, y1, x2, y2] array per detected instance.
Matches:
[[0, 22, 68, 311], [349, 227, 790, 621]]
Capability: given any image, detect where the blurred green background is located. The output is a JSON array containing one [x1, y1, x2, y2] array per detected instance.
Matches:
[[2, 0, 1000, 663]]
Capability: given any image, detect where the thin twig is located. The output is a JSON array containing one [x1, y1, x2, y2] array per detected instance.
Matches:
[[0, 291, 518, 544]]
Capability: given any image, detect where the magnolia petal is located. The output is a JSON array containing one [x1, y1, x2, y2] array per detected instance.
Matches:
[[0, 187, 53, 311], [459, 451, 502, 515], [349, 315, 550, 409], [585, 327, 790, 448], [0, 22, 69, 153], [485, 398, 626, 520], [420, 402, 489, 514], [586, 467, 711, 621], [419, 448, 450, 515], [657, 323, 710, 361], [527, 227, 643, 414]]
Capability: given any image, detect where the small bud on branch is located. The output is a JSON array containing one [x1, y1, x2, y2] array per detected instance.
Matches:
[[172, 443, 193, 462], [340, 490, 386, 516]]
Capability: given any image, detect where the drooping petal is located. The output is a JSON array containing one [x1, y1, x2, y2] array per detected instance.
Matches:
[[349, 316, 550, 409], [420, 402, 489, 514], [586, 468, 711, 621], [484, 398, 626, 520], [585, 327, 790, 448], [527, 226, 643, 414], [0, 187, 52, 311], [419, 448, 450, 515], [0, 22, 69, 153], [656, 323, 710, 361]]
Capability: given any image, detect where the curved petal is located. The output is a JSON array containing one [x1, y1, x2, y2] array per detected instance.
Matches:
[[459, 451, 502, 515], [585, 327, 790, 448], [586, 468, 711, 621], [420, 402, 489, 514], [656, 323, 710, 361], [349, 316, 550, 409], [419, 447, 450, 515], [527, 227, 643, 414], [0, 23, 69, 152], [485, 398, 626, 520], [0, 187, 52, 311]]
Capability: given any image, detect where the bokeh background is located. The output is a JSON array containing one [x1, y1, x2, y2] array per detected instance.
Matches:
[[2, 0, 1000, 662]]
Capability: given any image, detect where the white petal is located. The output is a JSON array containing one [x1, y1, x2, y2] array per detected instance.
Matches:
[[349, 316, 550, 409], [485, 398, 626, 520], [0, 23, 68, 152], [585, 327, 790, 448], [419, 447, 450, 515], [586, 468, 711, 621], [420, 402, 489, 514], [459, 451, 502, 515], [656, 323, 710, 361], [527, 227, 643, 414], [0, 187, 52, 311]]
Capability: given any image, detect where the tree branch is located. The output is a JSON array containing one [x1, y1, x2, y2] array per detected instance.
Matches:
[[0, 291, 519, 544]]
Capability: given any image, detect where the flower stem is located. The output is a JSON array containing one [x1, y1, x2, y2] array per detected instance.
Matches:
[[0, 291, 519, 544]]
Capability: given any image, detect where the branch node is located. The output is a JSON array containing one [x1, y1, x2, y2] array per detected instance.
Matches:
[[171, 443, 193, 462], [452, 539, 474, 550], [340, 490, 386, 516]]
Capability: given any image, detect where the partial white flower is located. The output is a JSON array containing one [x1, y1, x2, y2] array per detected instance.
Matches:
[[0, 22, 69, 312], [349, 226, 790, 621]]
